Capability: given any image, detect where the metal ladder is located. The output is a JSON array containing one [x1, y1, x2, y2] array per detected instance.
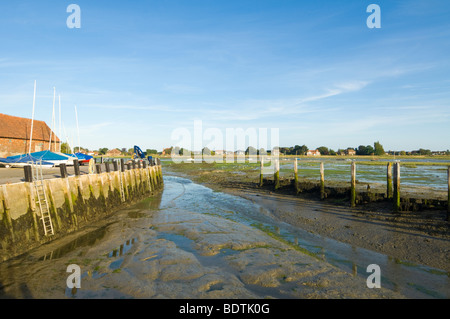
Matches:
[[30, 161, 54, 236]]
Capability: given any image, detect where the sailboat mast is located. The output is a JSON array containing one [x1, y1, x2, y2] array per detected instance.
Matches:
[[75, 105, 80, 153], [59, 94, 62, 153], [28, 80, 37, 154], [49, 87, 56, 151]]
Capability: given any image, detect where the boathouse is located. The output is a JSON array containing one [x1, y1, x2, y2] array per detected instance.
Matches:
[[0, 113, 61, 158]]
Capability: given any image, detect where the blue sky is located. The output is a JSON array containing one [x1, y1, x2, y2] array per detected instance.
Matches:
[[0, 0, 449, 152]]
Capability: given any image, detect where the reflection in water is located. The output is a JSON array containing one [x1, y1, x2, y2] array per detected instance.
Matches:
[[38, 225, 109, 261], [108, 238, 137, 258]]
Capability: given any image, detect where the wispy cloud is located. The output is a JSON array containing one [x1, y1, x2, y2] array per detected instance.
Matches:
[[201, 80, 369, 122]]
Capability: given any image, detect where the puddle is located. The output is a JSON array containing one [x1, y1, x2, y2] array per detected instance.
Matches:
[[107, 238, 137, 258], [127, 211, 147, 218], [38, 225, 110, 261], [106, 238, 138, 272]]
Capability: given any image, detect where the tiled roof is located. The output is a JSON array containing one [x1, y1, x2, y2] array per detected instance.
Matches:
[[0, 113, 60, 142]]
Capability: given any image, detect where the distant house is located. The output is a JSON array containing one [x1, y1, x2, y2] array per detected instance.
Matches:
[[0, 113, 61, 157], [306, 149, 321, 156], [106, 148, 122, 157], [235, 150, 245, 156], [214, 150, 226, 155], [339, 148, 356, 156], [162, 147, 172, 156]]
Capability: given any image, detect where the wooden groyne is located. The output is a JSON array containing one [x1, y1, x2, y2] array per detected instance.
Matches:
[[262, 160, 449, 219], [0, 160, 163, 262]]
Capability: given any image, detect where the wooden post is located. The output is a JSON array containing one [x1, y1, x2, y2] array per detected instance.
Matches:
[[73, 159, 80, 176], [393, 162, 401, 212], [112, 160, 119, 172], [60, 163, 68, 178], [294, 158, 299, 194], [274, 158, 280, 190], [24, 165, 33, 182], [351, 161, 356, 207], [95, 164, 102, 174], [386, 162, 392, 199], [320, 162, 325, 200], [259, 157, 264, 187], [104, 162, 111, 173], [120, 159, 125, 172]]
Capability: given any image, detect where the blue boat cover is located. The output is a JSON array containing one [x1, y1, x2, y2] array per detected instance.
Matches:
[[1, 153, 54, 165], [0, 158, 14, 164], [74, 152, 93, 160], [8, 151, 69, 161]]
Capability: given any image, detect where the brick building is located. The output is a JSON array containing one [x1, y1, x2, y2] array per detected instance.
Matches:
[[0, 113, 61, 157], [105, 148, 122, 157], [306, 149, 321, 156]]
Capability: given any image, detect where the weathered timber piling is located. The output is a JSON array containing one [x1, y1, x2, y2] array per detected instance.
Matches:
[[393, 162, 401, 212], [386, 162, 393, 199], [351, 161, 356, 207], [24, 165, 33, 182], [320, 162, 325, 200], [73, 159, 80, 176], [259, 157, 264, 187], [0, 162, 164, 262], [120, 158, 125, 172], [294, 158, 299, 194], [60, 163, 68, 178], [274, 158, 280, 190]]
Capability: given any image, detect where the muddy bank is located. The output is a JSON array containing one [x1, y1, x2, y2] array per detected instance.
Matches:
[[162, 163, 450, 273], [0, 177, 405, 299]]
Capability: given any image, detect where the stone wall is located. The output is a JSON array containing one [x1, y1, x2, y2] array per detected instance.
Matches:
[[0, 165, 163, 261]]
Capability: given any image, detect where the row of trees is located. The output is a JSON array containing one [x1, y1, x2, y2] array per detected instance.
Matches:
[[279, 142, 386, 156], [169, 142, 386, 156]]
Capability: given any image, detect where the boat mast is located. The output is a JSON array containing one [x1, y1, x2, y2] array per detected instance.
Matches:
[[28, 80, 37, 154], [75, 105, 80, 153], [58, 94, 62, 153], [49, 87, 56, 151]]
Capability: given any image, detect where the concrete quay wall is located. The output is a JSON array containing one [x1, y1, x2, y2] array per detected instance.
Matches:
[[0, 165, 163, 261]]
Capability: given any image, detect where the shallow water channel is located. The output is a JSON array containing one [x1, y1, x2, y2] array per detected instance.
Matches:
[[0, 175, 448, 299], [161, 175, 449, 298]]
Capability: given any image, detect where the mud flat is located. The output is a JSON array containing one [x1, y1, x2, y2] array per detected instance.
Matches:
[[0, 164, 448, 299], [162, 162, 450, 273], [0, 179, 404, 299]]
